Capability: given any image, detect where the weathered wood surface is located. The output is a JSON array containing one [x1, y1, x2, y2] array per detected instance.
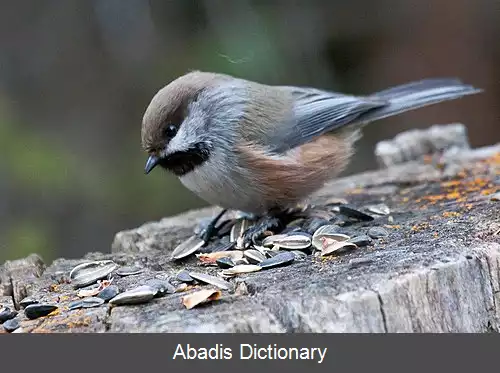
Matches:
[[1, 124, 500, 333]]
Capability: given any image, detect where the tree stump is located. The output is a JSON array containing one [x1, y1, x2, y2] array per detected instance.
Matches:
[[1, 124, 499, 333]]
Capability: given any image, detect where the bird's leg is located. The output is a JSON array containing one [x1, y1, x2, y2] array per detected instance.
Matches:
[[199, 208, 228, 243]]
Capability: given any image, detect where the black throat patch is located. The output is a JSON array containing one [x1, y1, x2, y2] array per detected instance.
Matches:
[[157, 142, 211, 176]]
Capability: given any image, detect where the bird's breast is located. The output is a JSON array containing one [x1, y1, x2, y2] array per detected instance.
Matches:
[[178, 152, 268, 214]]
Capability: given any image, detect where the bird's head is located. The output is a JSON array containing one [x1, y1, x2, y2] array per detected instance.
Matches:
[[141, 71, 225, 176]]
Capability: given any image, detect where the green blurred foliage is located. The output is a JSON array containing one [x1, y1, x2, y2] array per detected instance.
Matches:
[[5, 221, 53, 262]]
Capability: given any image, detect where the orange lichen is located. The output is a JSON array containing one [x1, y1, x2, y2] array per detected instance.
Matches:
[[441, 180, 463, 188], [480, 188, 499, 196], [66, 317, 92, 329], [48, 309, 60, 317], [414, 173, 498, 210], [31, 315, 93, 333], [411, 222, 430, 232], [444, 192, 463, 200], [442, 211, 461, 218]]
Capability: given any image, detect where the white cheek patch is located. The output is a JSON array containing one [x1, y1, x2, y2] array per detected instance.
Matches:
[[164, 125, 190, 155], [165, 137, 181, 155]]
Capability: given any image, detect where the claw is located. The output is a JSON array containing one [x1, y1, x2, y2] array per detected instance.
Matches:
[[240, 215, 285, 248], [197, 209, 228, 243]]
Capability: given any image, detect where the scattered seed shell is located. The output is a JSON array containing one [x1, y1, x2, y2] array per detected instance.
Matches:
[[216, 257, 235, 269], [348, 235, 373, 247], [0, 307, 17, 323], [367, 226, 389, 239], [244, 249, 266, 264], [221, 264, 262, 276], [265, 250, 280, 258], [116, 266, 144, 276], [252, 245, 268, 255], [77, 278, 113, 297], [234, 258, 249, 265], [3, 318, 19, 332], [182, 289, 221, 310], [258, 251, 295, 270], [144, 279, 175, 297], [273, 234, 311, 250], [304, 218, 331, 235], [172, 235, 205, 260], [188, 271, 232, 290], [262, 234, 288, 247], [196, 250, 244, 265], [77, 284, 101, 298], [209, 241, 237, 252], [312, 224, 342, 238], [366, 204, 391, 215], [291, 251, 308, 261], [312, 226, 350, 250], [24, 304, 58, 320], [176, 270, 195, 283], [69, 260, 118, 288], [339, 205, 374, 221], [68, 297, 104, 310], [235, 236, 245, 250], [321, 241, 357, 256], [109, 285, 157, 306], [19, 298, 39, 309], [319, 236, 347, 249], [230, 218, 252, 242], [97, 285, 120, 302]]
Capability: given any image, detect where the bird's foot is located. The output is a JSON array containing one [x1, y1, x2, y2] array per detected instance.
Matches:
[[239, 216, 283, 249], [239, 210, 288, 249], [197, 209, 228, 243]]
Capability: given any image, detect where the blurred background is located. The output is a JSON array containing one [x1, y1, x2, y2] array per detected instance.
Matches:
[[0, 0, 498, 263]]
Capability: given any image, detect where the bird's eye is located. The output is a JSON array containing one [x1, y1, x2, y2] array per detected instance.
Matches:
[[163, 124, 178, 139]]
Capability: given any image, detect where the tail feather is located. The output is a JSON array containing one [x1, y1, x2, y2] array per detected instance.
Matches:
[[370, 78, 465, 99], [358, 79, 482, 123]]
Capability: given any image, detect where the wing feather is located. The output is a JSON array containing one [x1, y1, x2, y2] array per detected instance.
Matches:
[[268, 87, 387, 153]]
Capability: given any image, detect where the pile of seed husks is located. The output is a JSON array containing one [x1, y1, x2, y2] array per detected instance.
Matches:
[[1, 201, 394, 333], [172, 200, 391, 277]]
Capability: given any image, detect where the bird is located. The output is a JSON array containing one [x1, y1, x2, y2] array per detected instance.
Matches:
[[141, 71, 481, 244]]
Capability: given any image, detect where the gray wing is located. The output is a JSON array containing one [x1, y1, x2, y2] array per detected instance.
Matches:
[[268, 86, 388, 154]]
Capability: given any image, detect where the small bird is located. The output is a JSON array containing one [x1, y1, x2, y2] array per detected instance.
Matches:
[[141, 71, 481, 243]]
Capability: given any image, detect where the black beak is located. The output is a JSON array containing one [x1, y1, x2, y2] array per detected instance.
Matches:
[[144, 155, 160, 174]]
